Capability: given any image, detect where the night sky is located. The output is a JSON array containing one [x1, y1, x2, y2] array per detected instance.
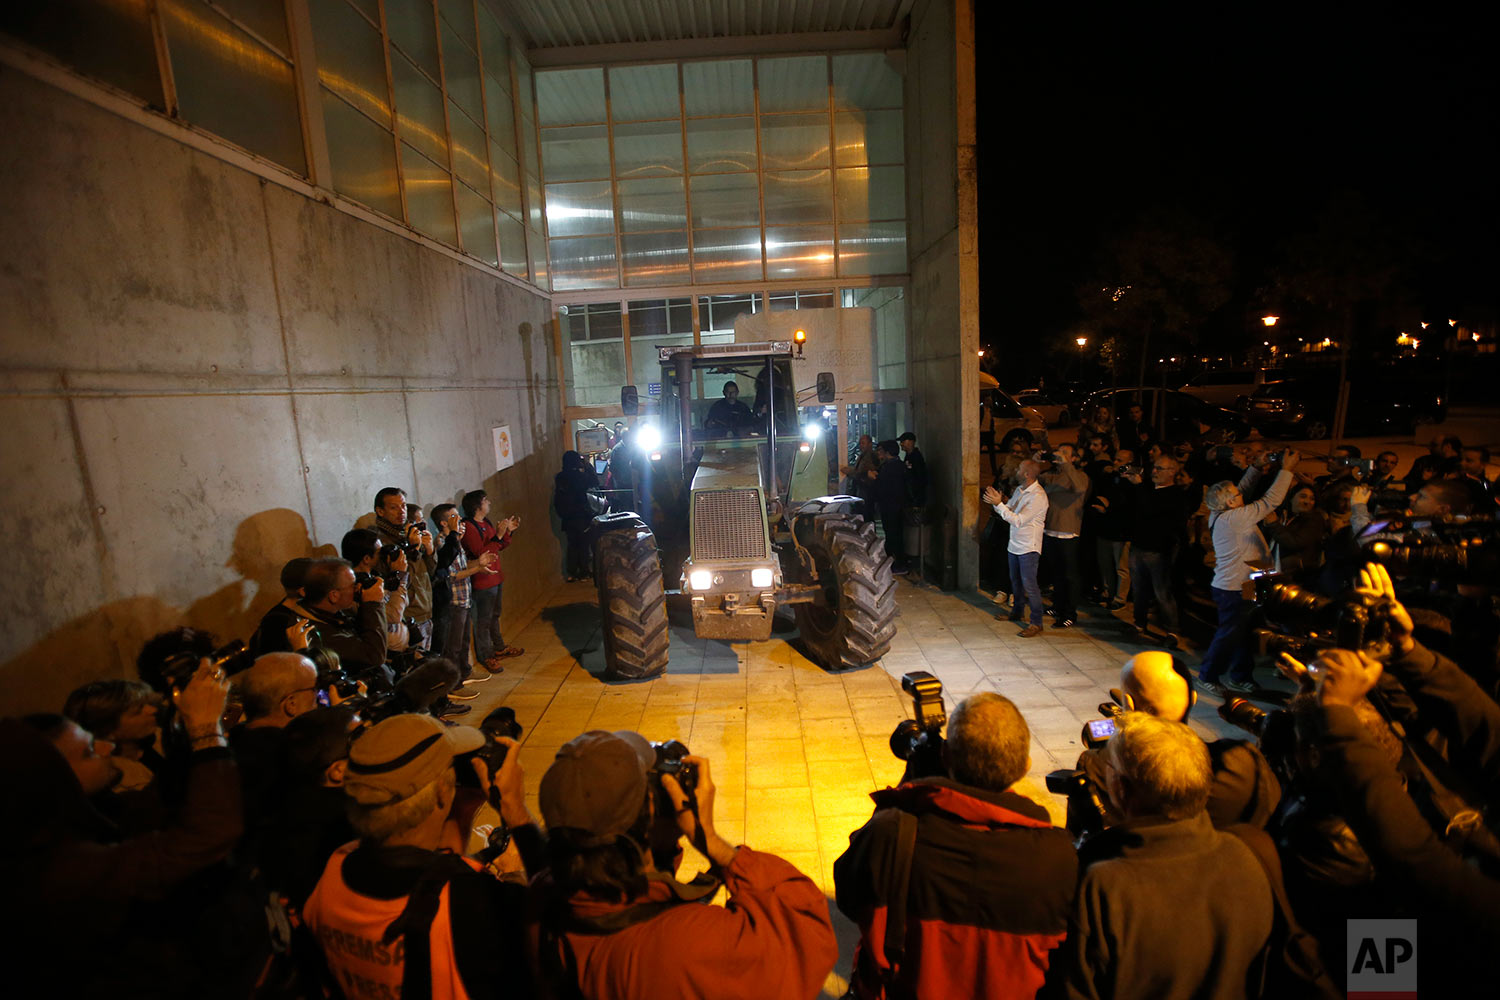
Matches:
[[976, 7, 1498, 358]]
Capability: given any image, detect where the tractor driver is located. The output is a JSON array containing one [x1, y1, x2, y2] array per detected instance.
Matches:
[[705, 381, 754, 437]]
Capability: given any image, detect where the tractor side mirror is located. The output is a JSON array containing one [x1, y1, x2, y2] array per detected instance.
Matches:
[[815, 372, 836, 403], [621, 385, 640, 415]]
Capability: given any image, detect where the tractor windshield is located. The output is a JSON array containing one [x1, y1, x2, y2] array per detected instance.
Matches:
[[659, 356, 798, 443]]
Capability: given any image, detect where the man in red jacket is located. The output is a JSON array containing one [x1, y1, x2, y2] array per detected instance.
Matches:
[[534, 729, 838, 999], [461, 489, 524, 675], [835, 692, 1077, 999]]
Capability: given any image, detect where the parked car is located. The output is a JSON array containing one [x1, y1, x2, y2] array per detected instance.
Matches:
[[1014, 389, 1074, 426], [1178, 369, 1261, 408], [1078, 386, 1252, 445], [980, 372, 1049, 458], [1237, 372, 1446, 439]]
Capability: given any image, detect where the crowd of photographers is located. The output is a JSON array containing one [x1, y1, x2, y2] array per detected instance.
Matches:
[[5, 430, 1497, 998]]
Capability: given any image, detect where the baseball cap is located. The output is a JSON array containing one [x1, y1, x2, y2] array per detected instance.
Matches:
[[343, 713, 485, 805], [539, 730, 654, 846]]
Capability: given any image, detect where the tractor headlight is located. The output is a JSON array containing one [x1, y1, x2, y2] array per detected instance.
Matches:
[[635, 424, 663, 452], [688, 569, 713, 592], [750, 567, 774, 588], [802, 423, 822, 442]]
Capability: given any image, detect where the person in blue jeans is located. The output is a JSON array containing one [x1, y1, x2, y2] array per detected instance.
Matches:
[[983, 459, 1049, 637], [1198, 450, 1299, 692]]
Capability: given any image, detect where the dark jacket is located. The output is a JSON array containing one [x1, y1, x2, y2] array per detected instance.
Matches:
[[1087, 469, 1135, 542], [2, 721, 243, 993], [835, 779, 1077, 1000], [903, 447, 928, 506], [1064, 812, 1273, 1000], [554, 452, 598, 528], [1130, 482, 1192, 553], [1074, 738, 1280, 834], [251, 599, 389, 681], [872, 456, 909, 513], [1266, 508, 1329, 578]]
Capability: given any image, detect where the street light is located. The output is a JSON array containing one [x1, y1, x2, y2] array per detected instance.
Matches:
[[977, 348, 986, 357], [1075, 336, 1088, 347], [1261, 315, 1279, 327]]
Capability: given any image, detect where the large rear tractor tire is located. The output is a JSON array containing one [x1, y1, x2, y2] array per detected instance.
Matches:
[[594, 525, 670, 680], [794, 514, 898, 670]]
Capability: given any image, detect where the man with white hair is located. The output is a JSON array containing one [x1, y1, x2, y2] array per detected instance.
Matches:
[[1198, 449, 1299, 693], [1063, 713, 1273, 1000]]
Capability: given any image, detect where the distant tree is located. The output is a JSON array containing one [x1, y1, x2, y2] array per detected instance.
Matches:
[[1078, 210, 1234, 384]]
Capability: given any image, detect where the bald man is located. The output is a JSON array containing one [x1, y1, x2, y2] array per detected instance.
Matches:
[[1065, 651, 1279, 837], [230, 652, 320, 819]]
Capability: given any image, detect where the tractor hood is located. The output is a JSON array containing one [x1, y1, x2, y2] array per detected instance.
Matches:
[[691, 441, 766, 493]]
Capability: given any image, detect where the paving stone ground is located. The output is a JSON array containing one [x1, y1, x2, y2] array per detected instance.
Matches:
[[475, 578, 1244, 998]]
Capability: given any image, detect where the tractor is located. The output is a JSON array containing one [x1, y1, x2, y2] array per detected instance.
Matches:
[[589, 339, 897, 679]]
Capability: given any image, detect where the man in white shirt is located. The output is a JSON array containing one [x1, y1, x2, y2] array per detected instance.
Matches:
[[983, 460, 1050, 637]]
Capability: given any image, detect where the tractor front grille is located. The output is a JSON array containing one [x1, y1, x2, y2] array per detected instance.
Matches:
[[692, 489, 766, 560]]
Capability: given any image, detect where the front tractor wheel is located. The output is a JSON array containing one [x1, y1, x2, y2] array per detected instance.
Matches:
[[794, 514, 898, 670], [594, 525, 670, 680]]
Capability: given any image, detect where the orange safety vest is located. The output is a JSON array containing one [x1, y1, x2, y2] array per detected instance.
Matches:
[[303, 842, 479, 1000]]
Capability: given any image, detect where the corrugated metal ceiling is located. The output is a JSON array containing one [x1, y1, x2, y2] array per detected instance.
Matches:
[[487, 0, 913, 51]]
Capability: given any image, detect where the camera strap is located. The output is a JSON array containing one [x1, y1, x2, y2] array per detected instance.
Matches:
[[880, 810, 920, 983], [381, 852, 476, 1000]]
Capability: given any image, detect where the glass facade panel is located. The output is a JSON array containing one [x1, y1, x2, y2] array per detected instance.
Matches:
[[758, 113, 830, 170], [536, 67, 606, 125], [763, 169, 833, 225], [483, 75, 516, 155], [612, 120, 684, 178], [769, 289, 835, 311], [618, 177, 687, 232], [490, 142, 522, 217], [692, 230, 763, 283], [683, 59, 754, 116], [544, 181, 614, 238], [163, 1, 306, 174], [832, 52, 902, 110], [837, 222, 908, 277], [609, 64, 680, 121], [321, 89, 402, 218], [697, 292, 760, 336], [835, 165, 905, 222], [310, 0, 391, 126], [549, 235, 618, 290], [685, 117, 757, 173], [497, 208, 527, 277], [456, 180, 497, 265], [620, 231, 690, 287], [757, 55, 828, 113], [391, 50, 449, 164], [439, 0, 476, 51], [834, 109, 904, 165], [562, 302, 624, 404], [440, 24, 484, 122], [400, 141, 457, 244], [216, 0, 290, 53], [540, 125, 610, 183], [628, 297, 694, 391], [477, 5, 510, 83], [385, 0, 440, 81], [766, 225, 835, 279], [448, 101, 489, 191], [689, 173, 760, 228], [0, 0, 165, 106], [529, 232, 549, 288]]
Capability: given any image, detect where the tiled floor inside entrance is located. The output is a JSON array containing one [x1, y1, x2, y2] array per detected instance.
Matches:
[[476, 579, 1241, 998]]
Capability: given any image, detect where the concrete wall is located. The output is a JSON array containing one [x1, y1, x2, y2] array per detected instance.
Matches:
[[905, 0, 979, 587], [0, 66, 562, 716]]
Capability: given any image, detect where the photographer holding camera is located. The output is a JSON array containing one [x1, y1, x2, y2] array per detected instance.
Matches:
[[1064, 652, 1279, 839], [303, 712, 542, 1000], [253, 558, 391, 688], [835, 692, 1077, 999], [1198, 448, 1300, 694], [533, 729, 836, 999], [363, 487, 437, 649]]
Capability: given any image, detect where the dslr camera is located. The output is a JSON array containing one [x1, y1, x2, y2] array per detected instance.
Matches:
[[889, 671, 947, 780], [649, 738, 698, 796], [396, 520, 429, 559], [1362, 514, 1499, 585], [456, 706, 524, 789], [159, 639, 255, 692], [1252, 571, 1400, 661]]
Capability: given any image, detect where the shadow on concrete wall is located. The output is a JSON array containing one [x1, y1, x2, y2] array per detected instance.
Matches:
[[0, 508, 332, 717]]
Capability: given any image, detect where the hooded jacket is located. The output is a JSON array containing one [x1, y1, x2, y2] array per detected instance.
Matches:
[[834, 778, 1077, 999]]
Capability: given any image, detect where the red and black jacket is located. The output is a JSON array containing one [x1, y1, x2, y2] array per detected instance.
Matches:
[[834, 778, 1077, 1000]]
